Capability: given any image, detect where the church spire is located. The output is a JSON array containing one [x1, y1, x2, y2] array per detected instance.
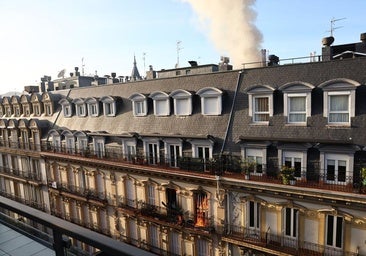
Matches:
[[131, 55, 142, 81]]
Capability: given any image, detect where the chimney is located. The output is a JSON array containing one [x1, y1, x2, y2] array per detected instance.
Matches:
[[268, 55, 279, 66], [146, 65, 157, 80]]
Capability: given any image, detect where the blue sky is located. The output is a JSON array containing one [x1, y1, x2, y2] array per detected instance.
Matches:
[[0, 0, 364, 94]]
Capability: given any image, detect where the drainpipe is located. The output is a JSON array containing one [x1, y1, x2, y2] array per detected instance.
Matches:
[[220, 70, 243, 155]]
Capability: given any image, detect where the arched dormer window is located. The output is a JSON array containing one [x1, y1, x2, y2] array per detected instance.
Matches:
[[20, 95, 32, 117], [18, 119, 30, 149], [196, 87, 223, 116], [149, 91, 170, 116], [29, 119, 42, 151], [100, 96, 116, 116], [85, 97, 100, 117], [2, 97, 12, 117], [244, 84, 275, 124], [10, 95, 21, 117], [319, 78, 360, 126], [129, 93, 147, 117], [72, 98, 86, 117], [279, 82, 314, 124], [73, 131, 89, 155], [59, 98, 73, 117], [41, 92, 54, 116], [170, 89, 192, 116], [48, 129, 62, 152], [30, 93, 43, 117], [8, 119, 18, 147], [62, 130, 75, 153]]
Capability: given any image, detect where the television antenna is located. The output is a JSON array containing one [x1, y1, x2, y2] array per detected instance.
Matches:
[[328, 17, 346, 37], [81, 57, 85, 76], [143, 52, 146, 71]]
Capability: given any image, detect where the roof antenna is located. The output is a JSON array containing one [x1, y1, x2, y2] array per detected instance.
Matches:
[[81, 57, 85, 76], [328, 17, 346, 37]]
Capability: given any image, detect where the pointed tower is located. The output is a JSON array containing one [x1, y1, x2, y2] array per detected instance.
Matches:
[[130, 55, 142, 81]]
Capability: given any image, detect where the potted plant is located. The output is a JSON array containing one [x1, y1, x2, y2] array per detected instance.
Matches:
[[241, 159, 254, 180], [280, 166, 295, 185], [360, 167, 366, 193]]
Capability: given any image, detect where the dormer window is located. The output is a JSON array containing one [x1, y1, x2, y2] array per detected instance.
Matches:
[[72, 98, 86, 117], [196, 87, 223, 116], [33, 104, 41, 116], [245, 85, 275, 124], [170, 89, 192, 116], [319, 79, 359, 126], [279, 82, 314, 125], [85, 97, 99, 117], [45, 103, 53, 116], [101, 96, 116, 116], [59, 99, 72, 117], [149, 91, 170, 116], [129, 93, 147, 117]]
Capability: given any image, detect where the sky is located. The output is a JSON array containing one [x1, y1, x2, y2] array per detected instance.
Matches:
[[0, 0, 364, 95]]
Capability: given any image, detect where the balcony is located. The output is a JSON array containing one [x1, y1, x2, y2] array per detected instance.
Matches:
[[223, 224, 358, 256], [0, 190, 46, 211], [0, 166, 42, 182]]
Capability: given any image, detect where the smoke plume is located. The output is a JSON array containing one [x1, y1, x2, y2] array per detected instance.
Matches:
[[183, 0, 262, 68]]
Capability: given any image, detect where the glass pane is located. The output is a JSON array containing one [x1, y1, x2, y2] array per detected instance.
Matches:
[[336, 217, 343, 248], [289, 97, 305, 112], [329, 113, 349, 123], [327, 160, 335, 181], [327, 215, 334, 246], [330, 95, 348, 111], [285, 208, 291, 236], [289, 113, 306, 122], [254, 113, 269, 122], [249, 201, 254, 227], [255, 97, 269, 112]]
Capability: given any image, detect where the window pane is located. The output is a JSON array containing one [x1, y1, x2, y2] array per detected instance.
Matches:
[[336, 217, 343, 248], [249, 201, 254, 227], [330, 95, 348, 111], [289, 113, 306, 122], [204, 97, 218, 115], [338, 160, 346, 182], [285, 208, 291, 236], [254, 113, 269, 121], [289, 97, 305, 112], [255, 97, 268, 112], [327, 160, 335, 181], [329, 113, 349, 123], [327, 215, 334, 246]]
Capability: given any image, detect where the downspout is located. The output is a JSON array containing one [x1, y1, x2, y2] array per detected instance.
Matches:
[[220, 71, 243, 155]]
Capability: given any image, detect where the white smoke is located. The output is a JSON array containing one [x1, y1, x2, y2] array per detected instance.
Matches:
[[183, 0, 263, 68]]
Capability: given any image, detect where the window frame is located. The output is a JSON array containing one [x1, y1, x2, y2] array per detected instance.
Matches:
[[100, 96, 116, 117], [129, 93, 147, 117], [325, 214, 344, 250], [196, 87, 223, 116], [149, 91, 170, 116], [170, 89, 192, 116]]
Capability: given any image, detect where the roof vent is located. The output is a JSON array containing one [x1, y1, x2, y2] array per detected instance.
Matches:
[[188, 61, 198, 67], [322, 36, 334, 46], [360, 33, 366, 43]]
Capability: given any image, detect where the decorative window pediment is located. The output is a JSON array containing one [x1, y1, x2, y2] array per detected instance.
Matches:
[[196, 87, 223, 116], [170, 89, 192, 116], [149, 91, 170, 116], [129, 93, 147, 117]]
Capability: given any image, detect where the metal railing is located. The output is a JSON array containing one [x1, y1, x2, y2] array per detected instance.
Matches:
[[224, 224, 358, 256]]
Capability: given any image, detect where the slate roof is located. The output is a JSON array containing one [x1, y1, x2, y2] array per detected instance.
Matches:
[[48, 56, 366, 153]]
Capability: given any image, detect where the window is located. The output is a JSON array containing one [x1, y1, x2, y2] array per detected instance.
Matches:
[[326, 215, 343, 249], [246, 85, 275, 124], [45, 104, 52, 116], [89, 104, 98, 116], [196, 238, 209, 256], [283, 207, 299, 248], [149, 91, 170, 116], [100, 96, 116, 116], [129, 93, 147, 116], [247, 201, 260, 232], [328, 93, 350, 124], [280, 82, 313, 124], [59, 99, 72, 117], [164, 139, 182, 168], [320, 79, 359, 126], [72, 98, 86, 117], [253, 96, 269, 122], [326, 157, 347, 184], [194, 191, 209, 227], [196, 87, 223, 116], [170, 89, 193, 116], [33, 105, 41, 116], [93, 138, 105, 158], [125, 178, 136, 207], [245, 148, 265, 175], [23, 105, 30, 116], [169, 231, 181, 255], [148, 143, 159, 165], [149, 225, 159, 253], [147, 184, 156, 206], [86, 97, 99, 117], [65, 136, 75, 154], [283, 151, 304, 178]]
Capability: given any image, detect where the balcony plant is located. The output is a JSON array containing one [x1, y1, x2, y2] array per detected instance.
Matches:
[[361, 167, 366, 193], [280, 166, 295, 185], [241, 159, 255, 180]]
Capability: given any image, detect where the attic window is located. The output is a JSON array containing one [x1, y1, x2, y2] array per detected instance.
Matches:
[[149, 91, 170, 116], [245, 85, 275, 125], [196, 87, 223, 116], [129, 93, 147, 117], [170, 89, 192, 116], [86, 97, 99, 117], [101, 96, 116, 117], [72, 98, 86, 117], [59, 99, 72, 117]]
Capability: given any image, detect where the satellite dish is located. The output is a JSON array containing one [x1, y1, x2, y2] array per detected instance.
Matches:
[[57, 69, 66, 78]]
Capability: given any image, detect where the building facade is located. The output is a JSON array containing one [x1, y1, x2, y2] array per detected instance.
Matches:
[[0, 36, 366, 255]]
